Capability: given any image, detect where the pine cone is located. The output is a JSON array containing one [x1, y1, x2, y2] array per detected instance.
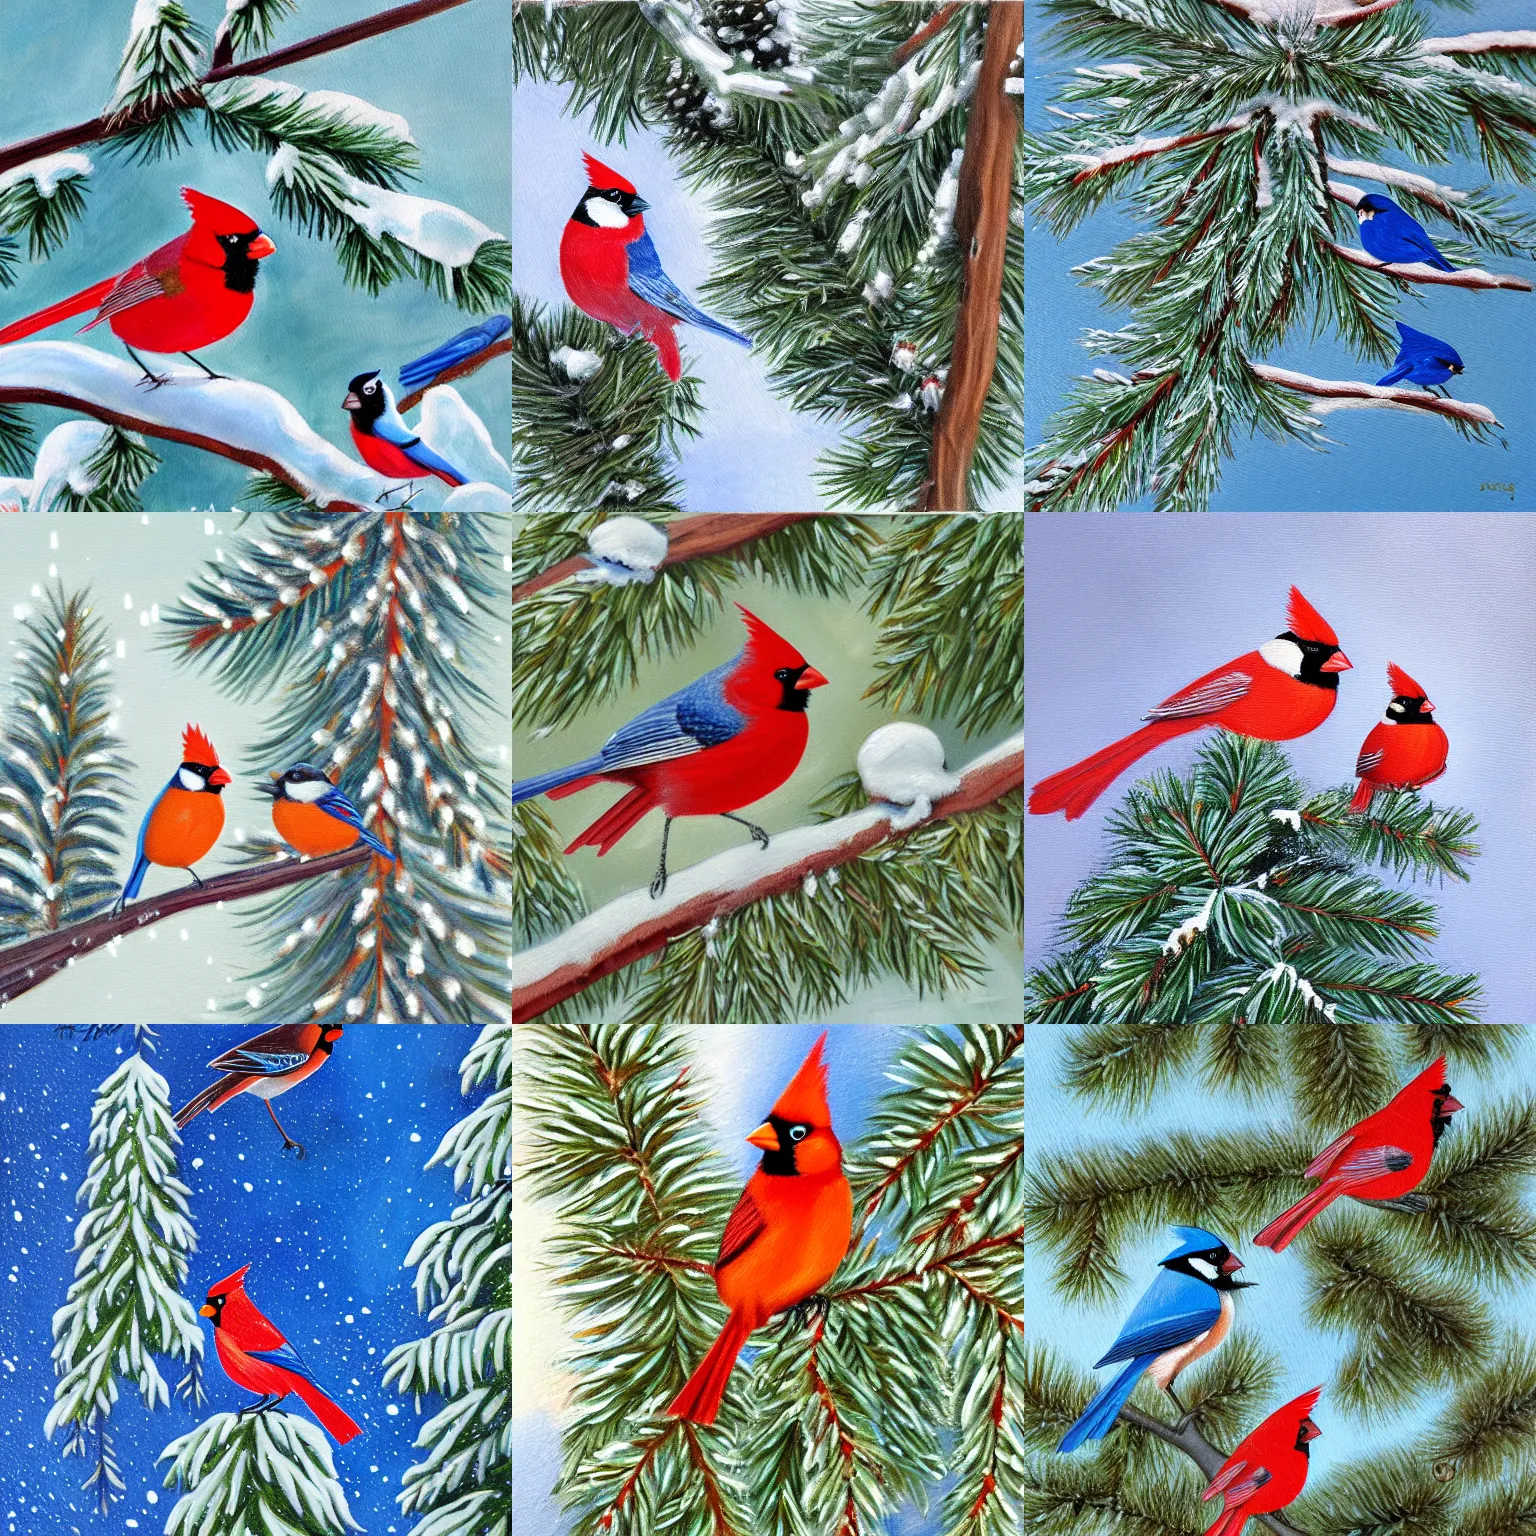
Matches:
[[658, 57, 730, 141], [710, 0, 793, 72]]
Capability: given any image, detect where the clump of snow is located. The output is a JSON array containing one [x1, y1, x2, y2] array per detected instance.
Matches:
[[701, 914, 720, 959], [28, 421, 108, 513], [575, 517, 669, 586], [1163, 889, 1218, 955], [417, 385, 512, 490], [0, 153, 92, 198], [920, 371, 947, 412], [1269, 807, 1302, 830], [551, 346, 603, 382], [1265, 960, 1338, 1021], [207, 76, 415, 145], [891, 339, 918, 373], [857, 723, 962, 831], [862, 270, 893, 305], [917, 147, 965, 265], [265, 143, 302, 188], [837, 207, 870, 253]]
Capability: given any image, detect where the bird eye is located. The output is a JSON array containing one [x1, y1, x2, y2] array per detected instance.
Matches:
[[789, 1125, 807, 1142], [775, 668, 790, 681]]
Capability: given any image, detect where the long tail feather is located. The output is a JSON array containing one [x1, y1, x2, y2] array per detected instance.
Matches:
[[288, 1377, 362, 1444], [513, 754, 606, 804], [0, 277, 117, 345], [566, 785, 656, 855], [1030, 719, 1200, 820], [1349, 779, 1374, 813], [173, 1080, 224, 1129], [1253, 1183, 1339, 1252], [667, 1313, 753, 1426], [1204, 1507, 1252, 1536], [1057, 1355, 1155, 1453]]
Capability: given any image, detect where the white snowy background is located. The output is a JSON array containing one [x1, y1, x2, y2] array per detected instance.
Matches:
[[0, 515, 511, 1025], [0, 1024, 483, 1532]]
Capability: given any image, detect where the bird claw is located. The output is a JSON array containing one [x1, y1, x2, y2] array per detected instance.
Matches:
[[649, 870, 668, 899], [136, 371, 174, 390], [786, 1293, 832, 1329]]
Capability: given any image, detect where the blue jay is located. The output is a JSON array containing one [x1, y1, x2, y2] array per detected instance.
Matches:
[[1377, 322, 1464, 397], [1355, 194, 1455, 272], [1057, 1225, 1254, 1453]]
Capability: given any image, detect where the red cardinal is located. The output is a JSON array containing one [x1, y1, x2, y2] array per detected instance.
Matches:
[[512, 605, 827, 897], [1201, 1387, 1322, 1536], [559, 153, 751, 382], [0, 188, 275, 387], [1349, 663, 1448, 813], [667, 1034, 853, 1426], [1253, 1057, 1463, 1252], [200, 1266, 361, 1444], [175, 1024, 344, 1159], [1030, 587, 1351, 820]]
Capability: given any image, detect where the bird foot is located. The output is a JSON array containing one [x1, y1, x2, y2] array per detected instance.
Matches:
[[135, 371, 174, 390], [649, 870, 668, 900], [785, 1293, 832, 1329]]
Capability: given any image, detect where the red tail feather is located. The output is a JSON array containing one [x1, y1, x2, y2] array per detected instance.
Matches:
[[667, 1313, 753, 1426], [1029, 719, 1200, 820], [1349, 780, 1375, 814], [646, 321, 682, 382], [1253, 1183, 1339, 1252], [565, 785, 656, 855], [289, 1376, 362, 1444], [1204, 1508, 1252, 1536], [0, 277, 117, 345]]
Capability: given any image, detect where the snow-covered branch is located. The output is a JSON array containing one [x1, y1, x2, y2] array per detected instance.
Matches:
[[511, 733, 1023, 1022], [0, 845, 371, 1008], [0, 0, 472, 178], [637, 0, 798, 100], [1317, 0, 1407, 28], [1420, 30, 1536, 58], [1325, 156, 1468, 211], [0, 343, 510, 510], [1251, 363, 1502, 429], [924, 0, 1022, 509], [893, 3, 962, 68], [1065, 116, 1253, 184], [397, 333, 512, 414], [512, 513, 818, 603], [1325, 242, 1533, 290]]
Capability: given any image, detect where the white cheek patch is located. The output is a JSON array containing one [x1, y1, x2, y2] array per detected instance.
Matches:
[[1259, 636, 1303, 676], [584, 195, 630, 229], [288, 779, 331, 803], [177, 767, 203, 791], [1187, 1256, 1220, 1280]]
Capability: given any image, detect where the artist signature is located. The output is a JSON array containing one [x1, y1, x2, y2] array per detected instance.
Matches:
[[1480, 481, 1517, 502]]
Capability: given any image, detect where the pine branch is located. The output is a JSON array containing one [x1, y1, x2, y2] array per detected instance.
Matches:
[[512, 734, 1022, 1021], [0, 0, 474, 178], [1250, 363, 1505, 431], [0, 846, 371, 1008], [1323, 242, 1533, 290], [895, 4, 965, 69], [922, 1, 1021, 510], [1426, 1337, 1536, 1482]]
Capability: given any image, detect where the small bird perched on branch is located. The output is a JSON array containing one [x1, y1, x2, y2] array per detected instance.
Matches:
[[1029, 587, 1351, 820], [200, 1265, 362, 1444], [560, 153, 751, 382], [1252, 1057, 1462, 1252], [1201, 1387, 1322, 1536], [1377, 321, 1464, 397], [0, 188, 275, 387], [667, 1033, 852, 1426], [512, 604, 827, 898], [1349, 663, 1448, 813], [343, 370, 471, 498], [1356, 194, 1455, 272], [259, 763, 393, 859], [117, 724, 230, 909], [1057, 1226, 1254, 1453], [174, 1023, 344, 1159]]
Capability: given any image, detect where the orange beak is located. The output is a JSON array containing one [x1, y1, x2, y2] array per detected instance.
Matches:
[[745, 1122, 778, 1151], [199, 1303, 216, 1318], [1321, 651, 1352, 673], [249, 233, 276, 259], [209, 766, 232, 786], [798, 667, 829, 690]]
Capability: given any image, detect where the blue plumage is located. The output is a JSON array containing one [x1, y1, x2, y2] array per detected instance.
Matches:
[[513, 659, 747, 804], [626, 231, 752, 348], [1356, 194, 1454, 272], [1377, 321, 1464, 392], [313, 785, 394, 859], [398, 315, 511, 394]]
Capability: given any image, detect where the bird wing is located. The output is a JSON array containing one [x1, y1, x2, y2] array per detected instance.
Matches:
[[315, 786, 392, 857], [1376, 360, 1414, 388], [1205, 1460, 1271, 1503], [625, 230, 750, 344], [370, 410, 469, 483], [1143, 668, 1253, 722], [597, 662, 745, 773], [1354, 748, 1385, 775], [1093, 1268, 1220, 1366], [716, 1186, 767, 1271], [1325, 1142, 1413, 1186], [1382, 217, 1446, 265], [207, 1023, 317, 1073], [245, 1338, 322, 1387], [80, 232, 192, 331], [398, 315, 511, 392], [1305, 1130, 1355, 1179]]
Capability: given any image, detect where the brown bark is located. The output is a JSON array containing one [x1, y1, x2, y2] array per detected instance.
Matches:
[[893, 3, 962, 68], [0, 847, 374, 1007], [512, 739, 1023, 1022], [0, 0, 473, 178], [923, 1, 1022, 511], [512, 512, 819, 603]]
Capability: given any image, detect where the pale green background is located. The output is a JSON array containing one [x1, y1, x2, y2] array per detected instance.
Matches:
[[513, 521, 1024, 1022], [0, 516, 511, 1023]]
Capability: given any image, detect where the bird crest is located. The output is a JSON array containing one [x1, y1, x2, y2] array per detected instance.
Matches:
[[769, 1033, 832, 1126], [1278, 1385, 1325, 1421], [1285, 587, 1339, 647], [1387, 662, 1427, 699], [180, 187, 258, 236], [1397, 1055, 1450, 1101], [735, 603, 806, 666], [207, 1264, 251, 1296], [582, 153, 636, 195], [182, 723, 222, 768]]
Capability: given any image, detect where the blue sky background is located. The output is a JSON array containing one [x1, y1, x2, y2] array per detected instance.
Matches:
[[514, 1023, 974, 1536], [1027, 1024, 1536, 1502], [1025, 514, 1536, 1019], [0, 0, 509, 512], [0, 1024, 483, 1533], [1024, 0, 1536, 510]]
